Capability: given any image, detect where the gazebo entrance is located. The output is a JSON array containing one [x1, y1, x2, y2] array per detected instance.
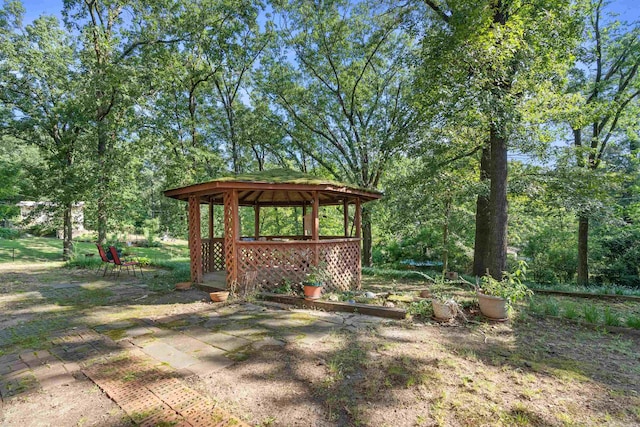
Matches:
[[164, 170, 382, 291]]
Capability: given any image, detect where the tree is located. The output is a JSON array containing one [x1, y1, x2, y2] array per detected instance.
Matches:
[[259, 0, 418, 265], [564, 0, 640, 285], [63, 0, 183, 244], [419, 0, 582, 278], [0, 4, 90, 259]]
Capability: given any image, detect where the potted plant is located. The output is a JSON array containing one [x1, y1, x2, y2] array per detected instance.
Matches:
[[303, 263, 329, 301], [431, 294, 459, 321], [477, 261, 533, 320]]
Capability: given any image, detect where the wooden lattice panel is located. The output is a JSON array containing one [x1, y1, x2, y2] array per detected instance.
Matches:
[[237, 243, 312, 289], [318, 240, 361, 291], [237, 239, 361, 291], [188, 195, 202, 283], [200, 238, 224, 272], [223, 192, 236, 284], [211, 238, 224, 271], [201, 239, 211, 272]]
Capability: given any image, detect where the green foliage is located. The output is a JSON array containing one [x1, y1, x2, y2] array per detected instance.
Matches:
[[303, 263, 330, 286], [582, 304, 600, 324], [0, 228, 22, 240], [407, 300, 433, 319], [479, 261, 533, 305]]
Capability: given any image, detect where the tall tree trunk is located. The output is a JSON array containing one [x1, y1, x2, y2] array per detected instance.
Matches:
[[62, 203, 73, 261], [442, 195, 451, 277], [488, 124, 508, 279], [97, 118, 108, 244], [577, 216, 589, 285], [473, 145, 491, 276], [362, 206, 373, 267]]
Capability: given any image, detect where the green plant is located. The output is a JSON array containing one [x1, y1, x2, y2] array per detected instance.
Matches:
[[479, 261, 533, 305], [407, 299, 433, 318], [303, 262, 330, 286], [603, 307, 621, 326], [582, 304, 600, 323], [625, 315, 640, 329], [562, 301, 579, 319], [272, 281, 293, 294]]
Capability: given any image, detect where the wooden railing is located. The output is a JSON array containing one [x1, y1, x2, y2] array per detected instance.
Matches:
[[201, 238, 224, 272], [236, 238, 361, 291]]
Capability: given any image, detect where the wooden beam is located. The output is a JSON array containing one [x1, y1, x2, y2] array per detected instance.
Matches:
[[312, 191, 319, 265], [188, 195, 203, 283], [259, 293, 407, 319]]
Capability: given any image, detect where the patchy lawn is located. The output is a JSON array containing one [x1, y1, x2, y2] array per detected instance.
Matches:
[[0, 262, 638, 426]]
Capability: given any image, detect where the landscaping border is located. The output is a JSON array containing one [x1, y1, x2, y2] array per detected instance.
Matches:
[[258, 293, 407, 319]]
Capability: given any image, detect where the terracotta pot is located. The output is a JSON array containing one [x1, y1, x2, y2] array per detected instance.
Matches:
[[432, 300, 454, 321], [175, 282, 192, 291], [446, 271, 459, 280], [303, 285, 322, 301], [210, 291, 230, 302], [477, 291, 508, 320], [419, 289, 431, 298]]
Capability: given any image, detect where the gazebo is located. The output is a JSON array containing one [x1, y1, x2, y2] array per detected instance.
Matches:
[[163, 170, 382, 291]]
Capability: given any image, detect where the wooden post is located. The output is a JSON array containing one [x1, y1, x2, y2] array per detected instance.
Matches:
[[312, 191, 319, 265], [355, 197, 362, 239], [312, 191, 319, 241], [355, 197, 362, 289], [209, 201, 214, 240], [302, 203, 307, 236], [223, 190, 240, 289], [208, 201, 214, 272], [254, 204, 260, 239], [343, 199, 349, 237], [188, 195, 202, 283]]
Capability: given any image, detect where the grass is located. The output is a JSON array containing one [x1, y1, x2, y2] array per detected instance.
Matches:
[[531, 282, 640, 297], [527, 295, 640, 330], [362, 266, 435, 281], [0, 236, 188, 264]]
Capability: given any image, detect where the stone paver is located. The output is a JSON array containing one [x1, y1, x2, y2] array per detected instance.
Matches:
[[184, 327, 252, 352], [140, 341, 200, 370]]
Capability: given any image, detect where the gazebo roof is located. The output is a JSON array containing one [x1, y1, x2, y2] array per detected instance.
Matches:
[[163, 169, 383, 206]]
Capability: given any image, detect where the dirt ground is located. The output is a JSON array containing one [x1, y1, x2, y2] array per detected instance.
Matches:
[[1, 263, 639, 426]]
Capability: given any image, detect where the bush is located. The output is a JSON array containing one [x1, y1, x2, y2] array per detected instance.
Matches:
[[27, 224, 57, 237], [0, 227, 22, 239]]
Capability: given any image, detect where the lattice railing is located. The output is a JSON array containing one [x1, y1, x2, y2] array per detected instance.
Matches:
[[237, 239, 360, 292], [201, 238, 224, 272]]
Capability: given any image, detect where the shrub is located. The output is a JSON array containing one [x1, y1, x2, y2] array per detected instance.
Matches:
[[0, 227, 22, 239]]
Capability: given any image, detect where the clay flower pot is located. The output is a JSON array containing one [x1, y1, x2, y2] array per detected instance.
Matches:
[[303, 284, 323, 301], [432, 300, 455, 321], [210, 291, 230, 302], [477, 291, 508, 320], [419, 289, 432, 298], [175, 282, 192, 291]]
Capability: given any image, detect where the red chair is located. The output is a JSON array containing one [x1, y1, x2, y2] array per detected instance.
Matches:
[[108, 246, 143, 278], [96, 244, 114, 276]]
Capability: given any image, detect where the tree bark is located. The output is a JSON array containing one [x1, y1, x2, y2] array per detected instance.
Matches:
[[362, 206, 373, 267], [97, 118, 108, 244], [62, 203, 74, 261], [577, 216, 589, 286], [473, 145, 491, 276], [488, 124, 508, 279]]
